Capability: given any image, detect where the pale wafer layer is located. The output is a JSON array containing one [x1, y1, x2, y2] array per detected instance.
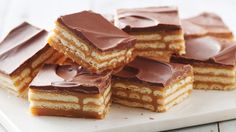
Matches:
[[0, 46, 64, 97], [29, 85, 112, 119], [131, 30, 185, 61], [192, 65, 236, 90], [48, 22, 135, 73], [112, 76, 193, 112]]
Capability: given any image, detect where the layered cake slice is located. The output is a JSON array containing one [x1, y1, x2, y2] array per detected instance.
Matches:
[[171, 37, 236, 90], [29, 64, 111, 119], [115, 6, 185, 61], [0, 22, 65, 97], [182, 12, 234, 40], [112, 57, 193, 112], [48, 11, 136, 73]]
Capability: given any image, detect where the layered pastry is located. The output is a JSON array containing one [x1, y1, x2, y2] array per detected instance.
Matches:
[[112, 57, 193, 112], [48, 11, 136, 73], [29, 64, 111, 119], [171, 37, 236, 90], [115, 6, 185, 61], [182, 12, 234, 40], [0, 22, 65, 97]]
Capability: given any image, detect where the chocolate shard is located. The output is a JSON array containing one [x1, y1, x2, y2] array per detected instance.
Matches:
[[181, 37, 236, 66], [114, 57, 192, 87], [115, 6, 181, 32], [30, 64, 111, 94], [182, 12, 233, 39], [0, 22, 48, 74], [57, 11, 135, 51]]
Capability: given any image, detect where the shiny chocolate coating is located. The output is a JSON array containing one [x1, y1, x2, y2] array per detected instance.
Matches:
[[30, 64, 111, 94], [0, 22, 48, 74], [57, 11, 135, 51], [114, 57, 192, 87], [115, 6, 181, 32], [182, 37, 236, 66]]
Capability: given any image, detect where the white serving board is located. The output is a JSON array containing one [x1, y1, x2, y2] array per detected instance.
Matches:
[[0, 89, 236, 132]]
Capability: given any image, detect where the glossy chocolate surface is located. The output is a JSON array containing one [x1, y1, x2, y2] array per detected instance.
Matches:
[[182, 12, 233, 38], [30, 64, 111, 94], [181, 37, 236, 66], [57, 11, 135, 51], [115, 6, 181, 32], [0, 22, 48, 75], [114, 57, 191, 86]]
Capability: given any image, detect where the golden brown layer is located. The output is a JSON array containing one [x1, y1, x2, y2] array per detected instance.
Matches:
[[29, 85, 112, 119], [48, 22, 135, 73], [0, 46, 64, 97], [112, 75, 193, 112], [130, 30, 185, 62], [193, 64, 235, 90]]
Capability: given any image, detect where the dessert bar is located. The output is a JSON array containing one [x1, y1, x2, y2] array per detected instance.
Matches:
[[29, 64, 111, 119], [48, 11, 136, 73], [112, 57, 193, 112], [115, 6, 185, 61], [0, 22, 65, 97]]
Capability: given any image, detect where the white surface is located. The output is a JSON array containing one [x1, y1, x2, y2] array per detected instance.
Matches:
[[170, 123, 218, 132], [1, 0, 236, 132], [219, 120, 236, 132], [1, 89, 236, 132]]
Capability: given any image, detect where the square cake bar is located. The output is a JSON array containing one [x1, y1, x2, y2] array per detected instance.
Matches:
[[112, 57, 193, 112], [171, 37, 236, 90], [29, 64, 112, 119], [48, 11, 136, 73], [115, 6, 185, 61], [182, 12, 234, 40], [0, 22, 65, 97]]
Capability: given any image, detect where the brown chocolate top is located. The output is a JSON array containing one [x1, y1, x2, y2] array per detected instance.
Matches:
[[182, 12, 233, 38], [181, 37, 236, 66], [115, 6, 181, 32], [57, 11, 135, 51], [114, 57, 192, 87], [0, 22, 48, 75], [30, 64, 111, 94]]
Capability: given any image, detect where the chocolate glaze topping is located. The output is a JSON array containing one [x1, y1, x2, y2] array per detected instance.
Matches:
[[182, 12, 233, 38], [30, 64, 111, 94], [182, 37, 236, 65], [114, 57, 191, 87], [0, 22, 48, 75], [115, 6, 181, 32], [57, 11, 135, 51]]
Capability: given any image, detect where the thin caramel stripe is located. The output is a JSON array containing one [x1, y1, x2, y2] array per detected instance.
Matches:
[[136, 39, 183, 44]]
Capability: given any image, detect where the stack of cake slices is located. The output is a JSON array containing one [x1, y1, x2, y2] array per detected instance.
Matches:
[[0, 6, 235, 119]]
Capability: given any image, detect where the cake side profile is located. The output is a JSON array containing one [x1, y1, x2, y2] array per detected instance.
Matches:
[[171, 37, 236, 90], [48, 11, 136, 73], [112, 57, 193, 112], [0, 22, 65, 97], [115, 6, 185, 61], [182, 12, 234, 40], [29, 64, 112, 119]]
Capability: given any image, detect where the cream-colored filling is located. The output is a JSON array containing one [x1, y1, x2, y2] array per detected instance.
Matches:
[[51, 34, 129, 69], [113, 83, 152, 94], [154, 76, 192, 96], [30, 101, 81, 110], [157, 92, 189, 112], [194, 67, 235, 77], [135, 42, 166, 49], [163, 34, 184, 42], [29, 91, 79, 103], [194, 75, 235, 84], [82, 104, 105, 114], [133, 33, 162, 41], [157, 84, 192, 105]]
